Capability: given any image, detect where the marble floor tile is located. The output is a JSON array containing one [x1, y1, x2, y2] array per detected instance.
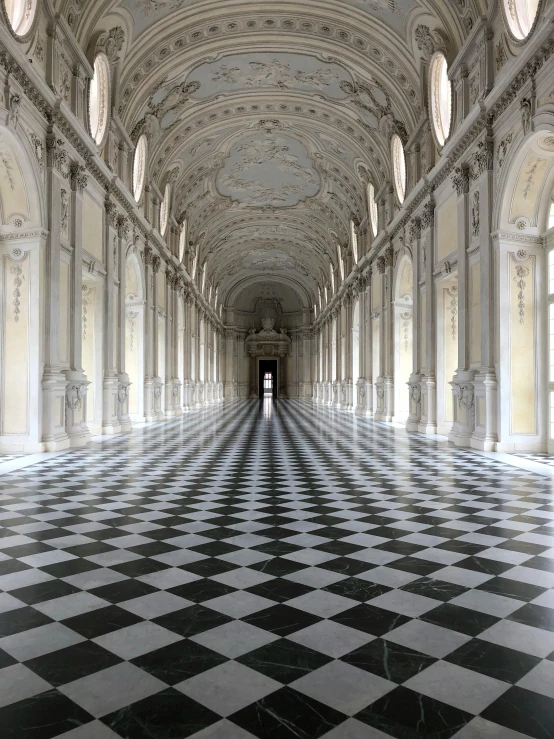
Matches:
[[0, 400, 553, 739]]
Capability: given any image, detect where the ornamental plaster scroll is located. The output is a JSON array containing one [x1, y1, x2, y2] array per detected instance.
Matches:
[[447, 284, 458, 340], [472, 191, 480, 237], [512, 250, 531, 325], [409, 383, 421, 405], [497, 132, 514, 170], [132, 80, 201, 142], [94, 27, 126, 64], [60, 189, 69, 237], [414, 25, 448, 61], [65, 382, 89, 411]]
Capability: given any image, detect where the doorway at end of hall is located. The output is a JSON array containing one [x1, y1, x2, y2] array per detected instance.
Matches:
[[259, 359, 277, 399]]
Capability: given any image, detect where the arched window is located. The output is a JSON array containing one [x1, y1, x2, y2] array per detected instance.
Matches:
[[132, 134, 147, 203], [337, 244, 344, 280], [503, 0, 540, 40], [89, 54, 110, 147], [192, 249, 198, 280], [429, 53, 452, 147], [4, 0, 37, 36], [351, 220, 359, 264], [391, 134, 406, 204], [179, 219, 187, 262], [330, 262, 335, 294], [160, 184, 170, 237], [368, 183, 378, 237]]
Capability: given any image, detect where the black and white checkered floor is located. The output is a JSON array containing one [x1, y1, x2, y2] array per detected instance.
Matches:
[[1, 400, 554, 739]]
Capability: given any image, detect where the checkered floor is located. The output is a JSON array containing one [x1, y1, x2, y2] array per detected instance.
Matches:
[[1, 400, 554, 739], [515, 453, 554, 469]]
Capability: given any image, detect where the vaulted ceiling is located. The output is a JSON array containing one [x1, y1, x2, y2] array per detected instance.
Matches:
[[67, 0, 484, 313]]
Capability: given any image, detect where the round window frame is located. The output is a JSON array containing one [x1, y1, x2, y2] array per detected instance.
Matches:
[[428, 52, 452, 149], [391, 134, 407, 205], [500, 0, 543, 43], [132, 134, 148, 204], [368, 182, 379, 237], [160, 184, 170, 237], [88, 53, 111, 149], [2, 0, 40, 41]]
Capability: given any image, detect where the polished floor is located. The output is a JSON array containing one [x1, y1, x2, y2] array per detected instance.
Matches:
[[1, 401, 554, 739]]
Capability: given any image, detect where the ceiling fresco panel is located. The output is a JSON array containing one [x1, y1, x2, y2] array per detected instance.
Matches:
[[186, 53, 352, 100], [216, 133, 321, 207]]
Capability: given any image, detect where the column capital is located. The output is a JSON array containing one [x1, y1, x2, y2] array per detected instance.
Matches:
[[452, 165, 470, 196], [70, 163, 88, 193]]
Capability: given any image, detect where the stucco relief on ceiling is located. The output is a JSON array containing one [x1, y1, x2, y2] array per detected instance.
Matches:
[[216, 134, 320, 207], [187, 54, 351, 100], [241, 248, 298, 272], [223, 225, 321, 248], [121, 0, 418, 35]]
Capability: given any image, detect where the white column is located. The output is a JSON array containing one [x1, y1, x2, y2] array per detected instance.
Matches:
[[65, 164, 90, 447], [117, 217, 132, 432], [41, 134, 71, 451], [419, 202, 438, 434], [471, 142, 498, 451], [101, 198, 121, 435], [407, 220, 423, 431]]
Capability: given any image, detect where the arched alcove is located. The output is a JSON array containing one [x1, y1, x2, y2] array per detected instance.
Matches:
[[495, 125, 554, 451], [0, 122, 45, 451]]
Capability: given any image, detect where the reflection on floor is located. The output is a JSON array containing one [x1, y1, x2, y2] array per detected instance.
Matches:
[[0, 400, 553, 739]]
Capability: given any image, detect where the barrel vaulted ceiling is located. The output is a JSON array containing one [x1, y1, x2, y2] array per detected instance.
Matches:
[[65, 0, 485, 311]]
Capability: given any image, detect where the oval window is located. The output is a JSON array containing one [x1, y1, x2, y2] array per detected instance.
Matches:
[[89, 54, 110, 146], [391, 134, 406, 204], [133, 134, 148, 203], [5, 0, 38, 37], [429, 53, 452, 147], [160, 184, 170, 237], [368, 183, 378, 237], [503, 0, 540, 40]]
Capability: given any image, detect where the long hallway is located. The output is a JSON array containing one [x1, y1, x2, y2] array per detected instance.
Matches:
[[1, 401, 554, 739]]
